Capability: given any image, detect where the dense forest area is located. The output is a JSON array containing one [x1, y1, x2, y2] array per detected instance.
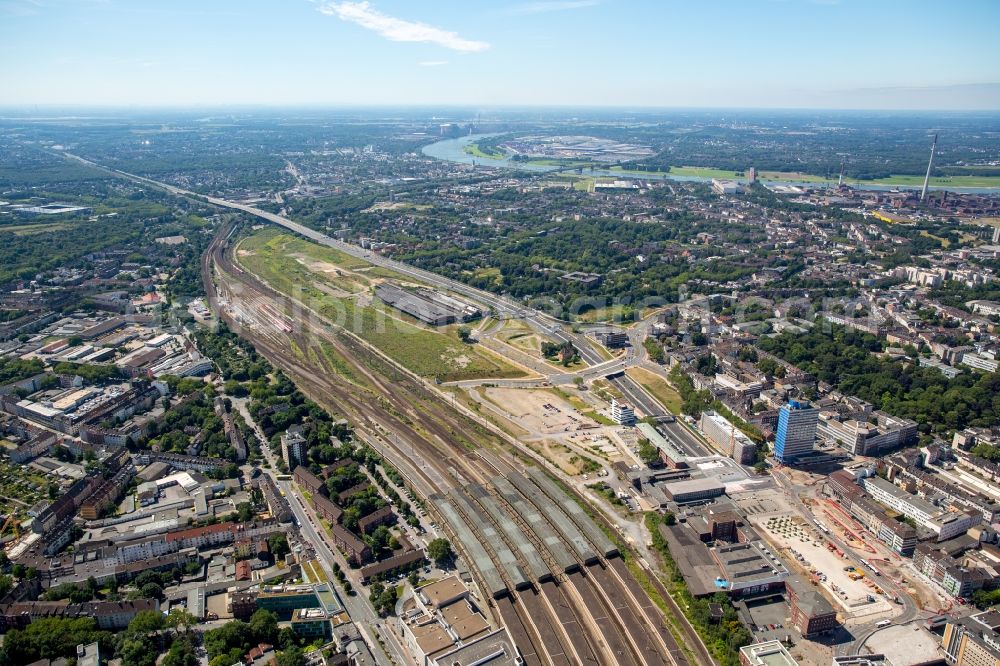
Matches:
[[0, 216, 139, 284]]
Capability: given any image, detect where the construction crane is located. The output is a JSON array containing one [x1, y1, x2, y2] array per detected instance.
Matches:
[[920, 133, 938, 203], [0, 513, 20, 538]]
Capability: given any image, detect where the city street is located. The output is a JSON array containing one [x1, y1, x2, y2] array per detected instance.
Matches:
[[253, 411, 411, 666]]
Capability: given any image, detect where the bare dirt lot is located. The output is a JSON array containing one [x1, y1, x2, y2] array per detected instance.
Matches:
[[525, 439, 600, 476], [482, 387, 598, 435]]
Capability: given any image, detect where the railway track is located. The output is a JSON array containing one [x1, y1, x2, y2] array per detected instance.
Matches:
[[65, 154, 718, 666], [202, 224, 708, 666]]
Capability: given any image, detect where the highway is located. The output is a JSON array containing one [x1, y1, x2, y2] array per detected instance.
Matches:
[[67, 151, 728, 665], [64, 150, 672, 431], [661, 420, 712, 458]]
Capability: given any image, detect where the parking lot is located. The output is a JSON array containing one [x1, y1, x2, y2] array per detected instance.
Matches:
[[738, 594, 793, 643]]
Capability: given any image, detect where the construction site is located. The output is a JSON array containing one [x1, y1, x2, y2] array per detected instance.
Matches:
[[753, 513, 895, 622]]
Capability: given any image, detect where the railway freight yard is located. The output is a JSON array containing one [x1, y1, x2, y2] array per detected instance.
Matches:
[[204, 221, 714, 666], [62, 158, 962, 666]]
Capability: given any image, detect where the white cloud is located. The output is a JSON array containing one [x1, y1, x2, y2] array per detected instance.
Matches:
[[418, 60, 449, 67], [510, 0, 601, 15], [317, 1, 489, 53]]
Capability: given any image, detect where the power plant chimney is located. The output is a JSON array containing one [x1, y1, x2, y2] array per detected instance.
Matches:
[[920, 133, 938, 203], [838, 161, 845, 187]]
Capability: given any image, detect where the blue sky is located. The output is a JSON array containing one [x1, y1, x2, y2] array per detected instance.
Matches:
[[1, 0, 998, 109]]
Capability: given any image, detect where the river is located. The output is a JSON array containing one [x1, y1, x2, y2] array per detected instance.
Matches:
[[422, 133, 1000, 194]]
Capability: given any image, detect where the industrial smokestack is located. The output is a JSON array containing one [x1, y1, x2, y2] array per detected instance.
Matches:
[[920, 133, 938, 203]]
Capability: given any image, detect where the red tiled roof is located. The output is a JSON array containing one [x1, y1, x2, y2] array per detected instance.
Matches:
[[166, 522, 233, 542]]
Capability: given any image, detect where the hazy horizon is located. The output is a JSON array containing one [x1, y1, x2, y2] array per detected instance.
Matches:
[[2, 0, 999, 110], [2, 101, 1000, 113]]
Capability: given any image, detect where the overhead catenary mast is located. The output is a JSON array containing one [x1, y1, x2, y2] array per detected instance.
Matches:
[[920, 133, 938, 203]]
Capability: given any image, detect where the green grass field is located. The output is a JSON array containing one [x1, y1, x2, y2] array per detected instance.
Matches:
[[858, 173, 1000, 188], [237, 230, 525, 383], [581, 410, 615, 426], [620, 165, 744, 179], [607, 164, 1000, 188], [463, 143, 505, 160], [468, 266, 502, 287], [626, 367, 683, 415], [574, 304, 637, 324], [0, 222, 78, 236]]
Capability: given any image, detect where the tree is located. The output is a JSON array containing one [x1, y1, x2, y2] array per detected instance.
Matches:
[[972, 443, 1000, 462], [369, 583, 398, 616], [210, 648, 246, 666], [369, 525, 392, 555], [162, 633, 199, 666], [139, 582, 164, 600], [224, 380, 248, 397], [43, 582, 95, 604], [275, 647, 306, 666], [643, 338, 665, 364], [457, 326, 473, 343], [204, 620, 251, 660], [277, 626, 299, 650], [427, 538, 453, 566], [249, 609, 279, 645], [757, 357, 784, 379], [268, 533, 290, 559], [0, 617, 111, 665], [637, 438, 660, 466], [126, 610, 165, 637], [972, 588, 1000, 609], [166, 607, 197, 634], [236, 501, 255, 523], [121, 636, 158, 666]]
